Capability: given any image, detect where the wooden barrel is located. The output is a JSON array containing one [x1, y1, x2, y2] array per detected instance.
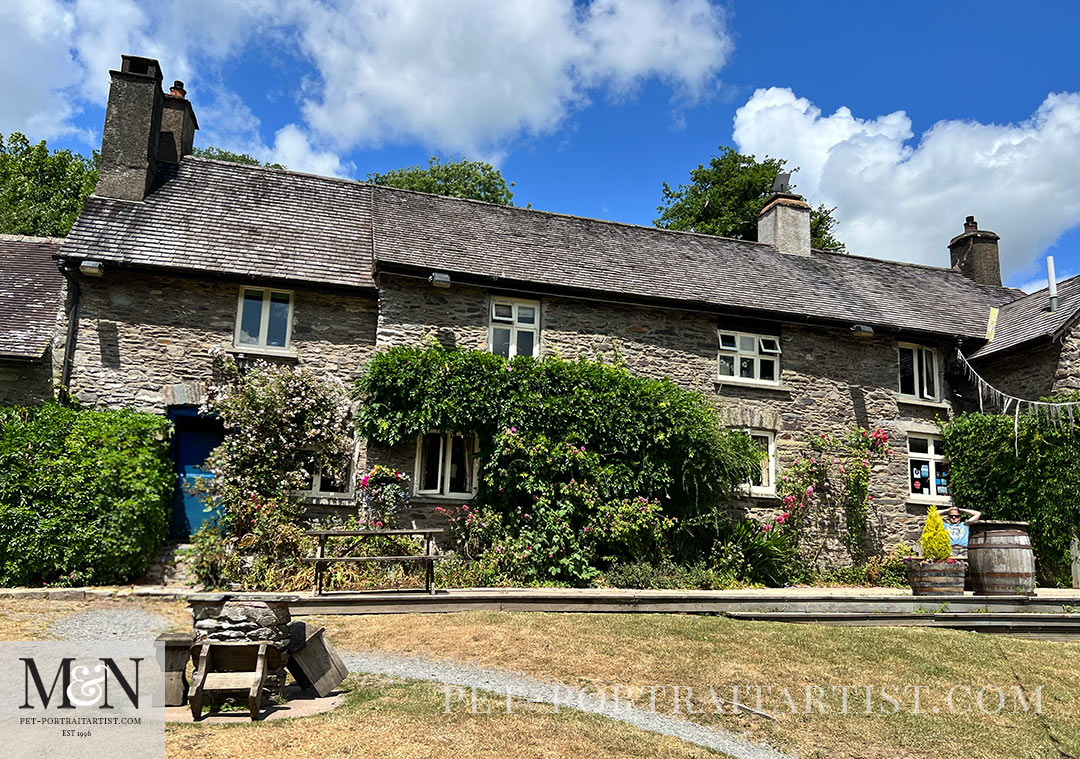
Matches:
[[907, 561, 966, 596], [967, 520, 1036, 596]]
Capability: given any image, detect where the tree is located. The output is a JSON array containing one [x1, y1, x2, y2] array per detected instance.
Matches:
[[0, 133, 98, 237], [191, 146, 284, 170], [367, 156, 515, 205], [655, 146, 844, 252]]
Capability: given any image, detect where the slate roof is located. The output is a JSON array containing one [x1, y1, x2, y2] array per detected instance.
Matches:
[[968, 274, 1080, 360], [60, 156, 1022, 340], [373, 186, 1019, 339], [0, 235, 64, 359], [61, 158, 375, 290]]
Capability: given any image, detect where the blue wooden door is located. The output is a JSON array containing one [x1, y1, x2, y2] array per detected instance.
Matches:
[[169, 408, 225, 538]]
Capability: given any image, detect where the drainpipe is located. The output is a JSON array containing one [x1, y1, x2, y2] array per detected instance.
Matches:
[[55, 257, 81, 405]]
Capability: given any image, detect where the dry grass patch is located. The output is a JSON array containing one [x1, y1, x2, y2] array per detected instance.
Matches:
[[165, 675, 726, 759], [314, 611, 1080, 759], [0, 597, 190, 640]]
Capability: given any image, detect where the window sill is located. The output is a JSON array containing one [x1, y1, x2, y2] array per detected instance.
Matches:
[[893, 393, 949, 409], [301, 493, 355, 504], [226, 344, 299, 360], [906, 496, 953, 507], [715, 377, 791, 392], [412, 492, 477, 502]]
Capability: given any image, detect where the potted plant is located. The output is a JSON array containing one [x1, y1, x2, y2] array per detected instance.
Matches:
[[905, 506, 965, 595]]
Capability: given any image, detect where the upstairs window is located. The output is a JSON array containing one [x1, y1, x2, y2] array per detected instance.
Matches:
[[235, 288, 293, 350], [718, 331, 781, 384], [746, 430, 776, 496], [415, 431, 478, 497], [908, 433, 949, 499], [490, 298, 539, 359], [898, 343, 939, 401]]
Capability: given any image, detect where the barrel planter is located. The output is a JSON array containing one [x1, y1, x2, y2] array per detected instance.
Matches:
[[906, 560, 966, 596], [967, 520, 1036, 596]]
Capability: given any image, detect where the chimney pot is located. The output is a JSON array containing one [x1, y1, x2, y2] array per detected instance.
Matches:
[[964, 215, 978, 233], [169, 80, 186, 98]]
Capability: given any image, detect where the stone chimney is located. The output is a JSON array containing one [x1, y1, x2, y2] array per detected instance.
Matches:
[[758, 193, 811, 256], [158, 80, 199, 164], [948, 216, 1001, 287], [97, 56, 165, 201], [97, 57, 198, 201]]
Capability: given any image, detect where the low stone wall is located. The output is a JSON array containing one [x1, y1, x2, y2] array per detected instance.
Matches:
[[189, 595, 297, 692]]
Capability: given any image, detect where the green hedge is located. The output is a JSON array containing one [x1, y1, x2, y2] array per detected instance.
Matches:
[[0, 404, 173, 586], [940, 409, 1080, 585]]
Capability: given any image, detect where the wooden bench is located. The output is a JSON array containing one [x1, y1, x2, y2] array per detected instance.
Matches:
[[303, 529, 447, 595], [189, 641, 284, 721]]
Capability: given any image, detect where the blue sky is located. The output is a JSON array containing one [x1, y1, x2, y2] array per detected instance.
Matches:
[[3, 1, 1079, 290]]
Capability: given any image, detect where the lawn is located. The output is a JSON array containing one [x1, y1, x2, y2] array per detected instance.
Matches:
[[165, 675, 723, 759], [5, 598, 1079, 758], [313, 611, 1080, 759]]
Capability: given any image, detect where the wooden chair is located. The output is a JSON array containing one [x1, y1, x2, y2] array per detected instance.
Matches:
[[189, 641, 284, 721]]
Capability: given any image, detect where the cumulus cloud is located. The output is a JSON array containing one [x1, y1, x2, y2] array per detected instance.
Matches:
[[732, 87, 1080, 282], [0, 0, 84, 140], [0, 0, 731, 168], [292, 0, 731, 153]]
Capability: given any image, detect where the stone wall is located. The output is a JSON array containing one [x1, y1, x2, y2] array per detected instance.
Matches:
[[0, 350, 57, 405], [68, 271, 378, 412], [368, 276, 959, 560], [972, 322, 1080, 401]]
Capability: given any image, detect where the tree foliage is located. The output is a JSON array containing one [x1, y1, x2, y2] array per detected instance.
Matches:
[[655, 145, 845, 252], [940, 407, 1080, 584], [367, 156, 515, 205], [191, 145, 284, 170], [0, 132, 98, 237]]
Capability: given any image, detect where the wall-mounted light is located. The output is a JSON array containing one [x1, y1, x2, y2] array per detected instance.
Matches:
[[429, 272, 451, 288], [234, 352, 249, 374], [851, 324, 874, 337], [79, 260, 104, 277]]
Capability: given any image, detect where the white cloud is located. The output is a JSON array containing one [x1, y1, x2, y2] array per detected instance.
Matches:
[[267, 123, 352, 177], [0, 0, 730, 168], [293, 0, 731, 153], [732, 87, 1080, 282], [0, 0, 84, 140]]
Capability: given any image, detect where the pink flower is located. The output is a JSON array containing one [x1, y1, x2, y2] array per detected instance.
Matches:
[[805, 486, 814, 496], [762, 524, 772, 532]]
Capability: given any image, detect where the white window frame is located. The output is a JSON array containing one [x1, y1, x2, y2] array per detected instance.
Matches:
[[234, 287, 294, 350], [717, 330, 782, 385], [297, 447, 354, 498], [489, 297, 540, 359], [906, 433, 950, 502], [743, 429, 777, 497], [414, 431, 479, 498], [897, 343, 940, 401]]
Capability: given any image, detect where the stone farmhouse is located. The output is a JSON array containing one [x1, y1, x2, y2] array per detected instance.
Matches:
[[2, 56, 1079, 552]]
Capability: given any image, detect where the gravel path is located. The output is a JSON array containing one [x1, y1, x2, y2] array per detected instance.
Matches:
[[341, 650, 791, 759], [48, 609, 173, 641]]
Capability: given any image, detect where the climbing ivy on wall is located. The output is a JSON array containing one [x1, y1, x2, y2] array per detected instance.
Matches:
[[354, 342, 763, 516], [940, 405, 1080, 585]]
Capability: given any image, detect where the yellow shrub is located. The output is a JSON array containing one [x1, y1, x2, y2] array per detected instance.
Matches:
[[920, 506, 952, 561]]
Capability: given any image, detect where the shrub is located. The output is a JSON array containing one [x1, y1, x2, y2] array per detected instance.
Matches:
[[359, 465, 411, 527], [604, 559, 739, 590], [0, 403, 173, 586], [920, 507, 952, 562], [940, 408, 1080, 584], [355, 344, 764, 585], [189, 356, 354, 591]]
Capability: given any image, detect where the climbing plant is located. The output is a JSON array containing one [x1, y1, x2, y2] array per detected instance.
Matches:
[[777, 427, 892, 561], [940, 404, 1080, 585]]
